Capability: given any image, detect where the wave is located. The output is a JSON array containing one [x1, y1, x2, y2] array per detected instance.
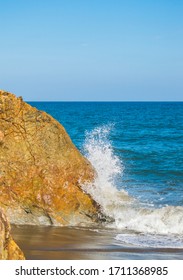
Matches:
[[115, 233, 183, 248], [82, 125, 183, 241]]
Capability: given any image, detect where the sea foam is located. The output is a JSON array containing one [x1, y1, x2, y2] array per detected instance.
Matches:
[[115, 233, 183, 248]]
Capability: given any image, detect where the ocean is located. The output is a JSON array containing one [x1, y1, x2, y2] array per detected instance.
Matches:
[[12, 102, 183, 259]]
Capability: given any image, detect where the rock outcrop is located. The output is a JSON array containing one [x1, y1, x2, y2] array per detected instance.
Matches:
[[0, 90, 104, 226], [0, 209, 25, 259]]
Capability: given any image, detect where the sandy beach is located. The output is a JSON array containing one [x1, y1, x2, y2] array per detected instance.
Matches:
[[11, 225, 183, 260]]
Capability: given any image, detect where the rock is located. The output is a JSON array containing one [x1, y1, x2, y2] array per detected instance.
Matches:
[[0, 90, 104, 226], [0, 209, 25, 260]]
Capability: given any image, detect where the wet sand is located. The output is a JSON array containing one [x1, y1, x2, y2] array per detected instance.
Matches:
[[11, 225, 183, 260]]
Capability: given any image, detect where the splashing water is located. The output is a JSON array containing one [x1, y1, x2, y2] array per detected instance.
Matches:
[[84, 125, 122, 184], [82, 125, 183, 247], [83, 125, 132, 213]]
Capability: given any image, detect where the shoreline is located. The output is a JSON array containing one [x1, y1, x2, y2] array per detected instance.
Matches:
[[11, 225, 183, 260]]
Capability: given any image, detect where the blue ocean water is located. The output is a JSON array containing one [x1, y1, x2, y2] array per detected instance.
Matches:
[[30, 102, 183, 209]]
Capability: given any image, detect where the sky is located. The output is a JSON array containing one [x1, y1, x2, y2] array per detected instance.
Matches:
[[0, 0, 183, 101]]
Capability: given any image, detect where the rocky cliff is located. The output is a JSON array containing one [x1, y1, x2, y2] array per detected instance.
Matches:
[[0, 209, 25, 260], [0, 90, 104, 226]]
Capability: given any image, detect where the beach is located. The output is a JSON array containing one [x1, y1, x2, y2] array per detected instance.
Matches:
[[12, 225, 183, 260], [12, 101, 182, 260], [1, 1, 183, 264], [1, 97, 183, 260]]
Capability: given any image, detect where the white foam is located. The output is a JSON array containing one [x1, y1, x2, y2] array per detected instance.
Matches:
[[82, 125, 183, 236], [113, 205, 183, 234], [115, 233, 183, 248], [83, 125, 132, 210]]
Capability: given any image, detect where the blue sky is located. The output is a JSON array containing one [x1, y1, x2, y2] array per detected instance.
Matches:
[[0, 0, 183, 101]]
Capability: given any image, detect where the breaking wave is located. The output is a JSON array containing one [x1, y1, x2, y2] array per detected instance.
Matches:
[[82, 125, 183, 247], [115, 233, 183, 248]]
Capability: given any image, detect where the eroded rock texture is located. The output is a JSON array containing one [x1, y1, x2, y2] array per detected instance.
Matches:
[[0, 90, 103, 226], [0, 209, 25, 260]]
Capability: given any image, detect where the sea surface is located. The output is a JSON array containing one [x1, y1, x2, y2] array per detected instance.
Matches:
[[13, 102, 183, 259]]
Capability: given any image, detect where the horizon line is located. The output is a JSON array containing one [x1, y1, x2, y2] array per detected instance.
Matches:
[[27, 100, 183, 103]]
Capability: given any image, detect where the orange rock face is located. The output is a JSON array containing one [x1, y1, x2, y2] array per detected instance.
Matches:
[[0, 90, 104, 226], [0, 209, 25, 260]]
